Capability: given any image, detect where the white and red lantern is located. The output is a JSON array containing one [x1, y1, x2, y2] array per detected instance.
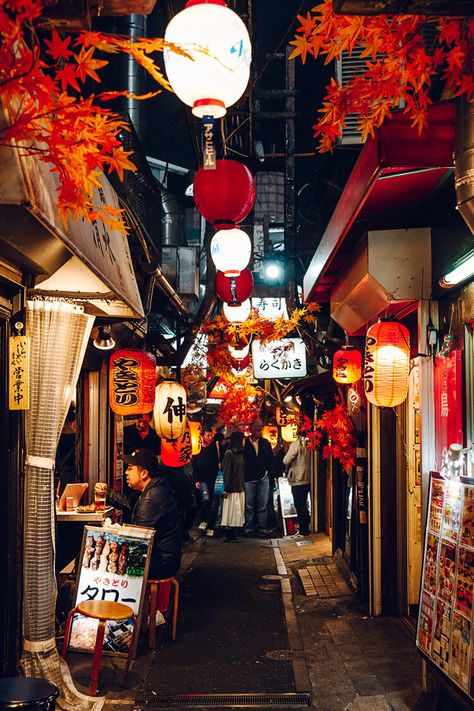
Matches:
[[216, 269, 253, 305], [154, 380, 187, 440], [194, 160, 255, 225], [163, 0, 251, 119], [364, 320, 410, 407], [109, 349, 156, 415], [210, 227, 251, 276], [333, 346, 362, 385], [223, 299, 251, 323], [189, 421, 203, 455], [161, 420, 193, 467]]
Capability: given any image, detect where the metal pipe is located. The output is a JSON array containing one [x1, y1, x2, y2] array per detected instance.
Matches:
[[454, 95, 474, 236]]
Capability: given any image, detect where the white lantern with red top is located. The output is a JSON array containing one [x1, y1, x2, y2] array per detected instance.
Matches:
[[223, 299, 251, 323], [163, 0, 251, 119], [210, 227, 251, 276]]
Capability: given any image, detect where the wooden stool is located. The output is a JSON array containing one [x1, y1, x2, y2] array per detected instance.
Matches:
[[144, 578, 180, 648], [62, 599, 135, 696]]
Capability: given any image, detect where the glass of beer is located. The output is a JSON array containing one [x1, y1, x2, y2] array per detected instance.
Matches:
[[94, 482, 107, 512]]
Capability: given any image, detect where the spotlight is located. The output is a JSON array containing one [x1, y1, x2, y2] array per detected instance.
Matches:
[[264, 261, 284, 281], [284, 394, 293, 403], [93, 325, 115, 351]]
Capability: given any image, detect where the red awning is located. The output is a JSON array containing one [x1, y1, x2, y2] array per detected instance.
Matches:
[[303, 102, 456, 302]]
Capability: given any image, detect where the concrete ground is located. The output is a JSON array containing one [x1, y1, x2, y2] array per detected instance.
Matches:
[[60, 529, 462, 710]]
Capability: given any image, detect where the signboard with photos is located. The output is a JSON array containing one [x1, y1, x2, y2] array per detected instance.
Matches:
[[416, 472, 474, 701], [252, 338, 307, 379], [69, 524, 154, 658]]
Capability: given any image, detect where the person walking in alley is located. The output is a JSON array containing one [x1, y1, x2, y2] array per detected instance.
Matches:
[[243, 421, 274, 537], [192, 426, 220, 537], [221, 431, 245, 542], [283, 434, 311, 537]]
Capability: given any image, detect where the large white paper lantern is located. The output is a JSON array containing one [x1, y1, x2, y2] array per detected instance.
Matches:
[[163, 0, 251, 119], [210, 227, 251, 276], [223, 299, 251, 323], [154, 380, 187, 440]]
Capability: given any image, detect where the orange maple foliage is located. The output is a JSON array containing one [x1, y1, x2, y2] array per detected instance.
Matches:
[[290, 1, 474, 152], [0, 0, 187, 231]]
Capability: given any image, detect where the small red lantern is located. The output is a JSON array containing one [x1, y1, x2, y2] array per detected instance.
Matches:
[[216, 269, 253, 305], [161, 421, 193, 467], [333, 346, 362, 384], [262, 424, 279, 449], [230, 354, 250, 371], [194, 160, 256, 225], [109, 349, 156, 415], [189, 421, 202, 456], [364, 320, 410, 407]]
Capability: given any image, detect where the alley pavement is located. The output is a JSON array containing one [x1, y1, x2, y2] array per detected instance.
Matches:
[[60, 529, 456, 710]]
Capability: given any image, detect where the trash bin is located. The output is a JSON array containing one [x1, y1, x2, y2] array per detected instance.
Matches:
[[0, 678, 60, 711]]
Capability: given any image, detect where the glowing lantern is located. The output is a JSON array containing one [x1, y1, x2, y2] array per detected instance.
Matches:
[[230, 354, 250, 371], [223, 299, 251, 323], [163, 0, 251, 119], [154, 380, 187, 440], [262, 424, 279, 449], [333, 346, 362, 384], [281, 423, 298, 443], [216, 269, 253, 305], [161, 421, 193, 467], [210, 227, 251, 276], [276, 406, 295, 427], [189, 421, 203, 455], [364, 321, 410, 408], [109, 349, 156, 415], [194, 160, 256, 225], [229, 344, 250, 359]]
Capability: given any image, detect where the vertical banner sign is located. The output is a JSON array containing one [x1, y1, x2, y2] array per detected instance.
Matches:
[[202, 116, 216, 170], [434, 351, 463, 470], [109, 349, 156, 416], [416, 472, 474, 702], [9, 335, 29, 409]]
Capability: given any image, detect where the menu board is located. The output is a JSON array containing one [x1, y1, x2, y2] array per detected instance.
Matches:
[[68, 523, 154, 658], [416, 473, 474, 700]]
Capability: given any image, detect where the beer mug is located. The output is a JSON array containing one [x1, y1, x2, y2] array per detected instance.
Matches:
[[94, 482, 107, 512]]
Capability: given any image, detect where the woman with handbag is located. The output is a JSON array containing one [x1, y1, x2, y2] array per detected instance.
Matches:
[[221, 431, 246, 542]]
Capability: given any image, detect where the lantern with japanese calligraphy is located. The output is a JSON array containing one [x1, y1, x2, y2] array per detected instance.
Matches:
[[109, 349, 156, 415], [364, 320, 410, 408], [217, 268, 253, 306], [161, 421, 193, 467], [281, 422, 298, 443], [262, 424, 279, 449], [194, 160, 256, 225], [154, 380, 187, 440], [163, 0, 251, 119], [189, 421, 203, 455], [333, 346, 362, 385], [275, 406, 295, 427], [211, 227, 251, 277]]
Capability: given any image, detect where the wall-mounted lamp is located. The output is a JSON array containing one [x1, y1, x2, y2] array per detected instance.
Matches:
[[440, 253, 474, 288], [93, 325, 115, 351], [283, 394, 293, 403]]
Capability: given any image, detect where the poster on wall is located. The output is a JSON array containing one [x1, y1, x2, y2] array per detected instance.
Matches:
[[416, 472, 474, 702], [434, 351, 463, 471], [69, 524, 154, 658]]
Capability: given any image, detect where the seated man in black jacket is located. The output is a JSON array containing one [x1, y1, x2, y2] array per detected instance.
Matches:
[[106, 448, 182, 580]]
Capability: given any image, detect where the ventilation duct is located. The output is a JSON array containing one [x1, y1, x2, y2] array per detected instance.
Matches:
[[454, 96, 474, 237]]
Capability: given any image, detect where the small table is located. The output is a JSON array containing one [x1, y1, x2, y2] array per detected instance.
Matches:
[[55, 507, 116, 573], [0, 678, 59, 711]]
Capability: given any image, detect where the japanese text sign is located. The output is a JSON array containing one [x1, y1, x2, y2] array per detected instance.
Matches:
[[9, 335, 29, 410], [251, 338, 307, 379]]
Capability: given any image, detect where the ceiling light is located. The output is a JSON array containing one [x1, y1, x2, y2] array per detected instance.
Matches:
[[93, 325, 115, 351], [284, 394, 293, 403], [440, 253, 474, 288]]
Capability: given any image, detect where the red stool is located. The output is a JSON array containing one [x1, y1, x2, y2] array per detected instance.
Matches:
[[144, 578, 180, 648], [62, 599, 136, 695]]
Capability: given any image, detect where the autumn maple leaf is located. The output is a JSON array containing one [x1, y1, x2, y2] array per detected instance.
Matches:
[[55, 62, 81, 92], [105, 146, 137, 181], [44, 30, 73, 60], [288, 34, 313, 64], [75, 46, 108, 83], [296, 12, 316, 37]]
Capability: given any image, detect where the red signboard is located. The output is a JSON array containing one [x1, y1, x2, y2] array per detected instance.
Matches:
[[434, 351, 463, 471]]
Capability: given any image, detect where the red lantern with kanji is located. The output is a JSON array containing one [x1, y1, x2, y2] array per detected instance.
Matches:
[[333, 346, 362, 385], [189, 421, 202, 456], [262, 424, 279, 449], [109, 349, 156, 415], [276, 406, 296, 427], [154, 380, 187, 440], [364, 320, 410, 407], [216, 269, 253, 305], [194, 160, 256, 225], [161, 421, 193, 467]]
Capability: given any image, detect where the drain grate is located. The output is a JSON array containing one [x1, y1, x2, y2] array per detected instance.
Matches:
[[134, 693, 311, 708]]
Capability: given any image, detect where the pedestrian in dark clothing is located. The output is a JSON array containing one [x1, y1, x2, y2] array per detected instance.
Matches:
[[122, 413, 161, 518], [106, 448, 182, 579], [221, 431, 245, 542], [243, 421, 274, 537], [192, 427, 220, 537], [161, 462, 196, 542]]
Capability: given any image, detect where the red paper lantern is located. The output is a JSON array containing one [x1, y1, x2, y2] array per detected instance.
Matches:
[[262, 424, 279, 449], [194, 160, 256, 225], [216, 269, 253, 305], [189, 421, 202, 456], [364, 320, 410, 407], [333, 346, 362, 384], [161, 421, 192, 467], [230, 354, 250, 371], [109, 349, 156, 415]]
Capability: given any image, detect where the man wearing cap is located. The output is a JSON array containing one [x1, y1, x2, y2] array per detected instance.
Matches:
[[106, 448, 182, 580]]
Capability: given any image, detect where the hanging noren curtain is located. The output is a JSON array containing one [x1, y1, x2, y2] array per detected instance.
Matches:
[[19, 300, 103, 711]]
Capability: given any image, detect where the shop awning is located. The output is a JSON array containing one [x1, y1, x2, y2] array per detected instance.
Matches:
[[0, 138, 144, 318], [303, 102, 456, 303]]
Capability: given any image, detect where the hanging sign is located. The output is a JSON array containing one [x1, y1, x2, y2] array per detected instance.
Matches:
[[251, 338, 306, 379], [202, 116, 216, 170], [434, 351, 463, 471], [9, 335, 30, 409], [251, 297, 288, 320], [109, 349, 156, 416]]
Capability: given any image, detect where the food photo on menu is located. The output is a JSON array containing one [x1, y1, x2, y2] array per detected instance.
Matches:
[[437, 538, 457, 606], [429, 480, 445, 536], [423, 532, 439, 596], [442, 480, 463, 541], [454, 546, 474, 619], [449, 611, 472, 693], [460, 485, 474, 549], [431, 598, 451, 672]]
